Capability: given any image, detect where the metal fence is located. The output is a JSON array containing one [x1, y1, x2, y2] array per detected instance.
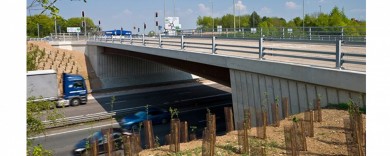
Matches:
[[178, 26, 366, 42]]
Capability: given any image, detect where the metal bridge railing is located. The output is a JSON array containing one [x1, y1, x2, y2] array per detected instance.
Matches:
[[87, 34, 366, 71]]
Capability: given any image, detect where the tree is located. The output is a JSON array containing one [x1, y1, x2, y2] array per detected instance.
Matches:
[[249, 11, 261, 28], [66, 17, 96, 34], [329, 6, 347, 27], [221, 14, 234, 28], [196, 16, 213, 29], [239, 15, 251, 28], [27, 14, 54, 37], [27, 46, 45, 71], [27, 0, 87, 17]]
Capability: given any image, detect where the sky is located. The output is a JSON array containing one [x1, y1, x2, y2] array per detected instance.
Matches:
[[26, 0, 366, 32]]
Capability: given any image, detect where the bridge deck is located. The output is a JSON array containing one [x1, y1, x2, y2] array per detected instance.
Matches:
[[97, 37, 366, 72]]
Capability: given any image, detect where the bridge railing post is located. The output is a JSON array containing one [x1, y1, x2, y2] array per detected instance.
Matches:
[[181, 35, 184, 50], [259, 37, 264, 59], [142, 34, 145, 46], [112, 36, 114, 43], [309, 27, 312, 40], [212, 36, 216, 54], [130, 35, 133, 45], [159, 34, 162, 48], [335, 39, 343, 69]]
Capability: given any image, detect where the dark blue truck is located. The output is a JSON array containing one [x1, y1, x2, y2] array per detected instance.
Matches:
[[27, 70, 88, 107]]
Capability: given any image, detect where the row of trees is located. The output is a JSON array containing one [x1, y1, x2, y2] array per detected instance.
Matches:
[[196, 7, 365, 36], [27, 14, 97, 37]]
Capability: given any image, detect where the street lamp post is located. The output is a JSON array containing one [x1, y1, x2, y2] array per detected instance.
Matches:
[[319, 5, 322, 13], [82, 11, 87, 37], [211, 0, 214, 34], [54, 16, 57, 37], [302, 0, 305, 34], [233, 0, 236, 37]]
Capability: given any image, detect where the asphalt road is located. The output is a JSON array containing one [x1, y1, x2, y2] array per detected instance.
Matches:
[[34, 83, 232, 156], [34, 102, 230, 156], [52, 83, 231, 118]]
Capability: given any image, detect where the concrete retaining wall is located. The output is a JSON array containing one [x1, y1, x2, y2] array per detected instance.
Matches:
[[230, 69, 365, 127], [85, 45, 196, 90]]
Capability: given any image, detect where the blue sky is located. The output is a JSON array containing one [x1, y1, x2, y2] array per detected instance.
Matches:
[[27, 0, 366, 32]]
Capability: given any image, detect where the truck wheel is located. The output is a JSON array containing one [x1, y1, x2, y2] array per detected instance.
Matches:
[[70, 98, 81, 106]]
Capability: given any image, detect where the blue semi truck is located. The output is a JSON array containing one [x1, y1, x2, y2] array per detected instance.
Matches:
[[27, 70, 88, 107]]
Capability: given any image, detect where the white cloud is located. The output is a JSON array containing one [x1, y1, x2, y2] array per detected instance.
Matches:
[[319, 0, 325, 3], [198, 3, 211, 16], [235, 0, 247, 14], [285, 1, 298, 9]]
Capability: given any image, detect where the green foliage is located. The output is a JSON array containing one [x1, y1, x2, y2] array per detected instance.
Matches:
[[27, 14, 54, 37], [32, 144, 52, 156], [261, 92, 269, 112], [27, 46, 45, 71], [196, 16, 214, 29], [292, 116, 299, 123], [326, 102, 365, 114], [27, 0, 87, 17], [148, 31, 156, 36], [190, 126, 197, 133], [195, 7, 365, 36], [27, 97, 65, 156], [27, 15, 97, 37], [169, 107, 179, 119], [249, 11, 261, 28], [154, 136, 160, 148], [110, 96, 116, 112]]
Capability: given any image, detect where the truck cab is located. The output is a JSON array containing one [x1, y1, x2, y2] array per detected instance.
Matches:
[[62, 73, 88, 106]]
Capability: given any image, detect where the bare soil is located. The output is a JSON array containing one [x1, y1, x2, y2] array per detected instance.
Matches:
[[27, 41, 93, 92], [139, 109, 365, 156]]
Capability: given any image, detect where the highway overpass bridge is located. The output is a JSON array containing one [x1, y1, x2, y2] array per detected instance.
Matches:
[[49, 36, 366, 127]]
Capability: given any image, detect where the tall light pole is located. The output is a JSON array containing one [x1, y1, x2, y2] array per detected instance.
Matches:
[[238, 3, 241, 30], [164, 0, 166, 33], [319, 5, 322, 14], [54, 4, 57, 37], [211, 0, 214, 34], [82, 11, 87, 36], [54, 16, 57, 37], [302, 0, 305, 33], [233, 0, 236, 36]]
